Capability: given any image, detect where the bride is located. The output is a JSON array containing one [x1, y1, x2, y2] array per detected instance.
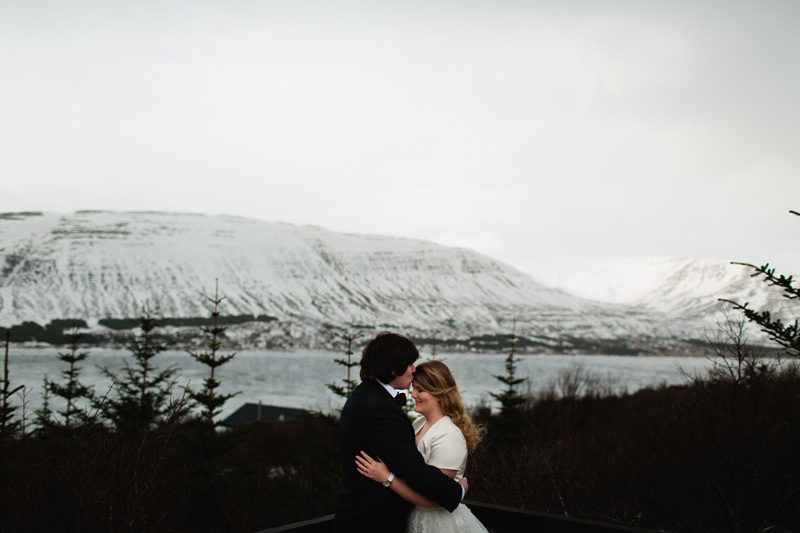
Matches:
[[356, 360, 490, 533]]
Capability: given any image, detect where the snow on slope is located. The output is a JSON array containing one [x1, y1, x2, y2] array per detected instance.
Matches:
[[0, 211, 704, 347], [531, 256, 800, 324]]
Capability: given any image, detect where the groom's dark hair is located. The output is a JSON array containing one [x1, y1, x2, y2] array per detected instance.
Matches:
[[360, 332, 420, 383]]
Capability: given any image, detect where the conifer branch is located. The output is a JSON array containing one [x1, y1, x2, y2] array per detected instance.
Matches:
[[720, 209, 800, 358]]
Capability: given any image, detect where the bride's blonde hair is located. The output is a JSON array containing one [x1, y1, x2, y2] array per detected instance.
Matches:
[[413, 360, 486, 451]]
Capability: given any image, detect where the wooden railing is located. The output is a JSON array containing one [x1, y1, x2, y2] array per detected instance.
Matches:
[[256, 500, 660, 533]]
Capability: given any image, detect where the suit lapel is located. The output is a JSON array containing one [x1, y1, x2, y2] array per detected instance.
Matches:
[[363, 379, 414, 437]]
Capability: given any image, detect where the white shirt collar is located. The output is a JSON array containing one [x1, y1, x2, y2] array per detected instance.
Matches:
[[378, 380, 405, 398]]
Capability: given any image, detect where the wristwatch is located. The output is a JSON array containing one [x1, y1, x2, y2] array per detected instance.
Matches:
[[381, 472, 395, 488]]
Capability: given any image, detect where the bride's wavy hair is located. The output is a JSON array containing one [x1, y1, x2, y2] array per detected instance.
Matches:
[[412, 360, 486, 452]]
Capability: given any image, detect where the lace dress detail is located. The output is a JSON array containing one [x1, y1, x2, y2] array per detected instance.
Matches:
[[408, 504, 489, 533], [407, 416, 489, 533]]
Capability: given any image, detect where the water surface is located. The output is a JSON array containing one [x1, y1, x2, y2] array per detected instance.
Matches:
[[6, 348, 718, 420]]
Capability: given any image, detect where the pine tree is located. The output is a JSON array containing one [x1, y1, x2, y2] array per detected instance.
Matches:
[[1, 331, 23, 440], [46, 328, 94, 427], [187, 281, 239, 427], [489, 319, 527, 416], [98, 306, 183, 431], [16, 385, 31, 436], [327, 332, 364, 400], [34, 376, 54, 429], [720, 210, 800, 358]]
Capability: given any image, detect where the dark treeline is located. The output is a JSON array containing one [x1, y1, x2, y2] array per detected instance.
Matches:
[[0, 314, 277, 345], [1, 341, 798, 532], [0, 412, 342, 532], [469, 360, 800, 532], [0, 318, 719, 355]]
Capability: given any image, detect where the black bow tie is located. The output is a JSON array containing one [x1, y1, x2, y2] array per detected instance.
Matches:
[[394, 393, 407, 407]]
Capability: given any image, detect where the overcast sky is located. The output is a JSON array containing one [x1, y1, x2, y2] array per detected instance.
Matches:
[[2, 0, 799, 279]]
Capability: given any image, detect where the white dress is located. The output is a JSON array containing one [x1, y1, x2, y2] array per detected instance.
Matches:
[[407, 416, 489, 533]]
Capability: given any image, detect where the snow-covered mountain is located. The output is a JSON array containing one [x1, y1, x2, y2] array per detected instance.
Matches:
[[0, 210, 774, 353], [530, 256, 799, 326]]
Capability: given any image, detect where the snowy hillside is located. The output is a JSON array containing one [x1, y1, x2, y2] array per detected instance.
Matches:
[[530, 256, 800, 325], [0, 211, 721, 352]]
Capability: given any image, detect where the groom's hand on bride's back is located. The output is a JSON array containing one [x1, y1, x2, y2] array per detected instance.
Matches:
[[458, 477, 468, 495]]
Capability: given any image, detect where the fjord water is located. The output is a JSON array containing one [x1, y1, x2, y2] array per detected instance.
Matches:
[[8, 349, 717, 420]]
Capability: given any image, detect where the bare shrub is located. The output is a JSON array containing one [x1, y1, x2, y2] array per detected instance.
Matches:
[[541, 362, 622, 400]]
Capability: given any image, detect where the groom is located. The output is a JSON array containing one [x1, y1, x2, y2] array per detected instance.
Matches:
[[334, 332, 466, 533]]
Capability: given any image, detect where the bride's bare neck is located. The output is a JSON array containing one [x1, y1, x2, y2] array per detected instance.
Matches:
[[416, 410, 445, 443], [425, 410, 444, 426]]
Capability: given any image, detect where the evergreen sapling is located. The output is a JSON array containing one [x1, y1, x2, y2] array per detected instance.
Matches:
[[327, 332, 364, 400], [187, 282, 239, 427], [46, 328, 95, 427], [1, 331, 22, 440], [98, 306, 183, 431], [34, 376, 54, 429], [489, 319, 527, 416]]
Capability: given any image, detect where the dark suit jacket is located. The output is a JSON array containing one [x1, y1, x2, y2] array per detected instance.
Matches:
[[333, 379, 462, 533]]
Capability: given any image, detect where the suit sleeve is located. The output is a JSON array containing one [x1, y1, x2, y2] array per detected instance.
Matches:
[[366, 402, 462, 512]]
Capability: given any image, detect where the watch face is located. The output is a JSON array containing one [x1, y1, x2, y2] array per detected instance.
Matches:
[[382, 480, 390, 487]]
